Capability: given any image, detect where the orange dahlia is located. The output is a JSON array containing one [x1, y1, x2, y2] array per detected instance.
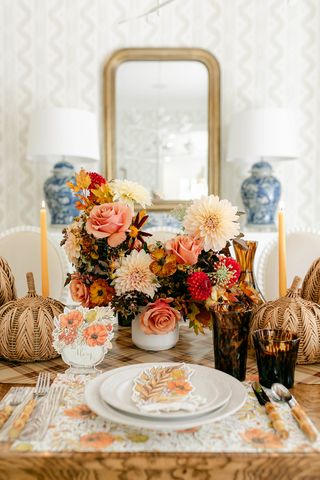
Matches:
[[89, 279, 115, 306], [150, 248, 177, 277]]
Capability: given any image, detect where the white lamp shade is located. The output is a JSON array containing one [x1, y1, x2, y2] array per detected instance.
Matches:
[[27, 107, 100, 161], [227, 108, 299, 162]]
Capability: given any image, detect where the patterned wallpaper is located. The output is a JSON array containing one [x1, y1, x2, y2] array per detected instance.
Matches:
[[0, 0, 319, 231]]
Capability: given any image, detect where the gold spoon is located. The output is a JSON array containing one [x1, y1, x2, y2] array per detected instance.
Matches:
[[271, 383, 318, 442]]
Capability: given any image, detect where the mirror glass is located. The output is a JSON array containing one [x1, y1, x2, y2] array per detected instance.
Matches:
[[115, 61, 209, 202]]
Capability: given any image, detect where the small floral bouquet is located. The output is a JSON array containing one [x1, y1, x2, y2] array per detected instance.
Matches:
[[61, 169, 153, 318], [52, 306, 115, 354]]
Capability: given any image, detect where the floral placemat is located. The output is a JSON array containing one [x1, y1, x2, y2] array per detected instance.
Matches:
[[10, 373, 320, 454]]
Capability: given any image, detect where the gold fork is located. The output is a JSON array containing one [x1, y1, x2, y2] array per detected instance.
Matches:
[[8, 372, 50, 441]]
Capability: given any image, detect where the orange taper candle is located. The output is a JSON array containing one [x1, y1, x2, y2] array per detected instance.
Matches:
[[278, 203, 287, 297], [40, 201, 50, 297]]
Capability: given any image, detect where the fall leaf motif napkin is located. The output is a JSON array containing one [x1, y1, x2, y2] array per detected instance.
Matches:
[[132, 364, 206, 413]]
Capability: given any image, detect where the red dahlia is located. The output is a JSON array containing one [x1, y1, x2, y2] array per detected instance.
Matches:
[[187, 271, 212, 301], [214, 256, 241, 288], [88, 172, 106, 190]]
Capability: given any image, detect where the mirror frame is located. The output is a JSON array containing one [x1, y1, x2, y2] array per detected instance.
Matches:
[[103, 48, 220, 211]]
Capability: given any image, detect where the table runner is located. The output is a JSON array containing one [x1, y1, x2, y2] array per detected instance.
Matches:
[[0, 325, 319, 385], [7, 373, 320, 454]]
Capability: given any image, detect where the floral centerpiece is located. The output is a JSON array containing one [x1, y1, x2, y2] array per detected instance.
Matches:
[[62, 170, 261, 340]]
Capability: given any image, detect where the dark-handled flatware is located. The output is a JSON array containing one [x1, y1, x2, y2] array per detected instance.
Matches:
[[252, 382, 289, 439]]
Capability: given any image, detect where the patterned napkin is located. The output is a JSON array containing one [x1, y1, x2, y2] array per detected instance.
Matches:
[[131, 364, 206, 413]]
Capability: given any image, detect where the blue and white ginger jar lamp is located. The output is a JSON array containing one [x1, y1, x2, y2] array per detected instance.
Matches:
[[241, 161, 281, 227], [44, 161, 78, 225], [227, 108, 299, 230]]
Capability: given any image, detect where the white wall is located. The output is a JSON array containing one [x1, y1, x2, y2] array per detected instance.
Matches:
[[0, 0, 319, 231]]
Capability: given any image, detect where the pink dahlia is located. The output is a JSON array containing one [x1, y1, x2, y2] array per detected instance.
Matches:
[[187, 271, 212, 301]]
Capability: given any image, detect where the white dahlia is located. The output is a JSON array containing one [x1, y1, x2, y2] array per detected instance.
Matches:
[[111, 179, 151, 208], [183, 195, 240, 252], [114, 250, 159, 297], [64, 230, 81, 264]]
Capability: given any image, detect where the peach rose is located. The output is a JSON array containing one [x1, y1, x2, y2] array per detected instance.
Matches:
[[86, 202, 133, 247], [140, 298, 181, 335], [70, 277, 90, 307], [166, 235, 203, 265]]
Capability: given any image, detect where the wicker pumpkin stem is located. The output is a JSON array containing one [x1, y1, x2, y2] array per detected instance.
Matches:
[[287, 276, 301, 297], [26, 272, 36, 297]]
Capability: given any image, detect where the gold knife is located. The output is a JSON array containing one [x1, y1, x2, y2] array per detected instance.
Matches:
[[252, 382, 289, 439]]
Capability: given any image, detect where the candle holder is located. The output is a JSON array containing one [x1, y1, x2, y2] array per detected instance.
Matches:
[[234, 240, 264, 303]]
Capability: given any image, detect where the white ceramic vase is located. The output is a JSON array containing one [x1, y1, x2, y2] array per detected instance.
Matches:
[[131, 316, 179, 351]]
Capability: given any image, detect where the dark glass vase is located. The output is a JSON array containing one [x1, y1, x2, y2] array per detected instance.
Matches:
[[117, 312, 134, 327], [212, 308, 252, 381], [234, 240, 264, 302]]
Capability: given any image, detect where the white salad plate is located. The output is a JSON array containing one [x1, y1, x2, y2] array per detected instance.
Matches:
[[99, 363, 232, 419], [85, 363, 247, 431]]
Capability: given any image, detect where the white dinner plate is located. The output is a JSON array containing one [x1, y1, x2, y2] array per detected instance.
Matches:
[[99, 363, 232, 419], [85, 363, 247, 431]]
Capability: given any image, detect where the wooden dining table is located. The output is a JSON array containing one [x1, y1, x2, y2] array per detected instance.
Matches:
[[0, 326, 319, 480]]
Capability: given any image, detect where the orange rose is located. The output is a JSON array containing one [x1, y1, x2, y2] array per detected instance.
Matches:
[[140, 298, 181, 335], [70, 277, 90, 307], [83, 324, 108, 346], [86, 202, 133, 247], [166, 235, 203, 265], [60, 310, 84, 329]]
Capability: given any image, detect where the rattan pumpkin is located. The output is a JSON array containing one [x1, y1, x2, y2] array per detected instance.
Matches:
[[250, 276, 320, 364], [0, 272, 64, 362], [301, 258, 320, 304], [0, 257, 17, 307]]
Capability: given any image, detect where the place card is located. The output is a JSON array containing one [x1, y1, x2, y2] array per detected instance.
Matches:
[[132, 364, 206, 413]]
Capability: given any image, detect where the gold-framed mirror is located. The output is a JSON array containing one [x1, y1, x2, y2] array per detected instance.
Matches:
[[103, 48, 220, 211]]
